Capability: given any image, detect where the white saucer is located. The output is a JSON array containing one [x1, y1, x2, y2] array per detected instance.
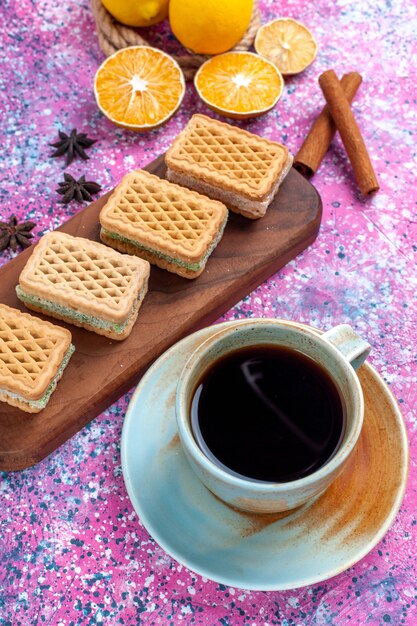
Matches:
[[121, 321, 408, 591]]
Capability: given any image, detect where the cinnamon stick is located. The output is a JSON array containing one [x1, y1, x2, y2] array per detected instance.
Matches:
[[294, 72, 362, 178], [318, 69, 379, 195]]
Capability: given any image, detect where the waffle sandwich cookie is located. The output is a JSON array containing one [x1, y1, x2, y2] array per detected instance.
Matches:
[[99, 169, 228, 279], [16, 232, 150, 340], [165, 114, 293, 219], [0, 304, 74, 413]]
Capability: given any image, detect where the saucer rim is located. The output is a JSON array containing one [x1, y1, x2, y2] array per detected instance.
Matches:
[[121, 319, 409, 591]]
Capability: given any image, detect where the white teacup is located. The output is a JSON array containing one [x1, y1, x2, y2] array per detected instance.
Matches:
[[175, 319, 371, 514]]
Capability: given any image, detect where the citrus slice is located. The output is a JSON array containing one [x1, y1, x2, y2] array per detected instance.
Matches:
[[194, 52, 284, 119], [94, 46, 185, 131], [255, 18, 318, 75]]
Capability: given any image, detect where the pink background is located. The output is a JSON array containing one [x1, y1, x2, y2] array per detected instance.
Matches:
[[1, 0, 416, 623]]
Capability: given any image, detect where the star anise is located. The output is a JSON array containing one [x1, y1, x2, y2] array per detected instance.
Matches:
[[0, 215, 36, 252], [50, 129, 96, 166], [56, 173, 102, 204]]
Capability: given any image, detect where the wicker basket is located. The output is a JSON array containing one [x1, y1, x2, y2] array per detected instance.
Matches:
[[90, 0, 261, 80]]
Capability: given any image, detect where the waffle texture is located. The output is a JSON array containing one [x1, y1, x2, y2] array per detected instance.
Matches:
[[99, 169, 228, 278], [18, 232, 150, 334], [0, 303, 73, 410], [19, 231, 149, 322], [165, 114, 292, 203]]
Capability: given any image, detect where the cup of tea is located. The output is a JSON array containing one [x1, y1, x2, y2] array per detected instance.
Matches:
[[175, 319, 371, 514]]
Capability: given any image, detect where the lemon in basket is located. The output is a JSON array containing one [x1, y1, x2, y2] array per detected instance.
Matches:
[[101, 0, 169, 27], [169, 0, 253, 55]]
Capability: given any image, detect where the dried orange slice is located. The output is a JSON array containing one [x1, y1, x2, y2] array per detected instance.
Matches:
[[94, 46, 185, 131], [255, 18, 318, 75], [194, 52, 284, 119]]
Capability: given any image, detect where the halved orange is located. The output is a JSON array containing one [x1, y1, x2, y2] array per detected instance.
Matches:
[[255, 18, 318, 75], [194, 52, 284, 119], [94, 46, 185, 131]]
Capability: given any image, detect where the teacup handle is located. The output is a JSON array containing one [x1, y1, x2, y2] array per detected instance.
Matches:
[[322, 324, 371, 371]]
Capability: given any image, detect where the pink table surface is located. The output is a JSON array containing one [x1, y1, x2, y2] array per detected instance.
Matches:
[[1, 0, 416, 623]]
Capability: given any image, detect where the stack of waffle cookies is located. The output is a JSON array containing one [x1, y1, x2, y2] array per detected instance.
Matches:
[[16, 232, 150, 341], [99, 114, 292, 275], [99, 169, 228, 279], [1, 113, 292, 413], [166, 114, 293, 219]]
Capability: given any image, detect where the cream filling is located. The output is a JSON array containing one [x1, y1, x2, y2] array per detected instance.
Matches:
[[101, 214, 228, 272], [0, 344, 75, 410], [16, 285, 146, 334]]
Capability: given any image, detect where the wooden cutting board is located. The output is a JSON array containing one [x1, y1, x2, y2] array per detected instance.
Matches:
[[0, 155, 322, 471]]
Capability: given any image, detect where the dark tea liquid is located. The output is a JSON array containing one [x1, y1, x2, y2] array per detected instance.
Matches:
[[190, 345, 345, 482]]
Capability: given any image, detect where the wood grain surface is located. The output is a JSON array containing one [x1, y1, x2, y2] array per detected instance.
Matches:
[[0, 156, 322, 471]]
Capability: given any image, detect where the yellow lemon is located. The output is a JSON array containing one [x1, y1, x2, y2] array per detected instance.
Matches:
[[101, 0, 169, 27], [169, 0, 253, 55]]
